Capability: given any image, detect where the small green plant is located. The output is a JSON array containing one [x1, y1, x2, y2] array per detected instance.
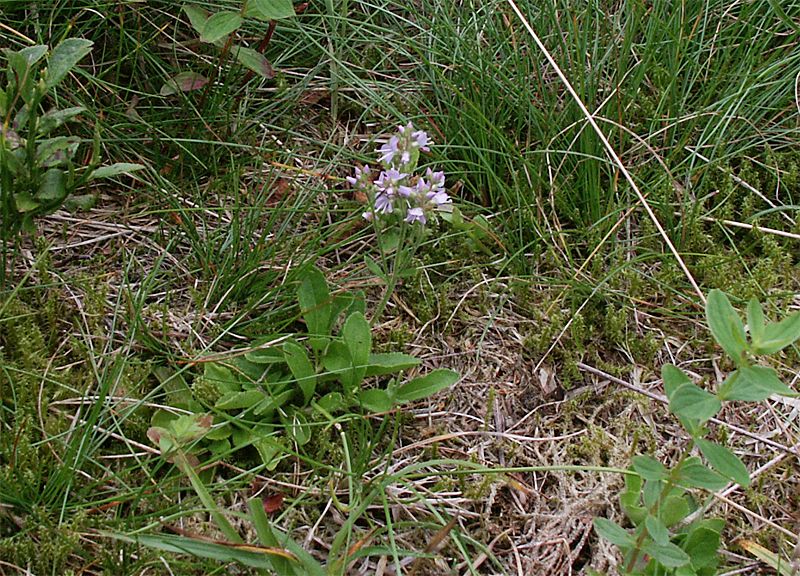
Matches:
[[151, 265, 458, 468], [0, 39, 142, 268], [594, 289, 800, 574], [162, 0, 295, 95]]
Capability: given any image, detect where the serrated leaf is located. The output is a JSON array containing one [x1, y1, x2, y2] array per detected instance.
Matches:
[[283, 340, 316, 404], [297, 266, 332, 337], [669, 382, 721, 423], [719, 366, 795, 401], [753, 312, 800, 355], [706, 289, 748, 363], [46, 38, 93, 89], [247, 0, 295, 20], [233, 46, 274, 79], [215, 389, 264, 410], [593, 518, 634, 547], [199, 11, 242, 43], [90, 162, 144, 179], [358, 388, 394, 412], [396, 369, 458, 403], [678, 457, 728, 490], [364, 352, 421, 376], [183, 4, 211, 35], [645, 515, 670, 546], [632, 455, 668, 481], [643, 541, 691, 568], [695, 438, 750, 487], [160, 71, 208, 96]]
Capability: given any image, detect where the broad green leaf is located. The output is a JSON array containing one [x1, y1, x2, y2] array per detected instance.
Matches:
[[90, 162, 144, 180], [46, 38, 93, 89], [358, 388, 394, 412], [678, 457, 728, 490], [364, 352, 421, 376], [64, 194, 95, 211], [13, 192, 39, 212], [684, 526, 722, 570], [282, 409, 311, 445], [645, 515, 670, 546], [18, 45, 48, 66], [669, 382, 721, 423], [204, 362, 241, 394], [752, 312, 800, 355], [215, 389, 264, 410], [297, 266, 332, 337], [36, 168, 66, 203], [253, 387, 294, 416], [620, 473, 646, 525], [661, 495, 690, 527], [695, 439, 750, 487], [245, 345, 287, 364], [315, 391, 345, 414], [160, 71, 208, 95], [396, 369, 458, 403], [662, 364, 691, 398], [283, 340, 316, 404], [322, 340, 351, 379], [593, 518, 634, 547], [746, 299, 765, 344], [705, 289, 748, 363], [642, 478, 662, 509], [719, 366, 795, 401], [247, 0, 295, 20], [642, 541, 690, 568], [632, 455, 668, 481], [38, 106, 85, 134], [233, 46, 274, 79], [182, 4, 210, 35], [101, 531, 295, 568], [36, 136, 79, 167], [199, 11, 242, 43], [342, 311, 371, 388]]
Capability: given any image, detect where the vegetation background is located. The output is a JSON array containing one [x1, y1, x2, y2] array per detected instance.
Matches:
[[1, 0, 799, 574]]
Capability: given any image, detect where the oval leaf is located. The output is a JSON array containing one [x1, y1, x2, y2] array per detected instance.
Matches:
[[247, 0, 295, 20], [706, 289, 748, 363], [46, 38, 93, 89], [160, 71, 208, 96], [632, 455, 668, 481], [642, 541, 690, 568], [593, 518, 634, 548], [720, 366, 795, 401], [396, 369, 458, 403], [283, 340, 316, 404], [645, 515, 670, 546], [200, 11, 243, 44], [234, 46, 274, 79], [90, 162, 144, 180], [668, 382, 721, 423], [183, 4, 211, 35], [297, 266, 332, 337], [358, 388, 394, 413], [364, 352, 421, 377], [678, 457, 728, 490], [753, 312, 800, 355], [695, 438, 750, 487]]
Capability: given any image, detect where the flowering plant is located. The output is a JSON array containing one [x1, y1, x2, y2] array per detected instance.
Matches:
[[348, 123, 453, 321]]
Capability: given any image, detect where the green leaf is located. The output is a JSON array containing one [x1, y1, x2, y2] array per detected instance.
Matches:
[[160, 71, 208, 96], [46, 38, 93, 89], [283, 340, 316, 404], [199, 11, 243, 43], [322, 340, 351, 379], [182, 4, 211, 35], [358, 388, 394, 412], [13, 192, 39, 213], [678, 457, 728, 490], [342, 311, 371, 389], [363, 255, 384, 279], [204, 362, 241, 394], [620, 473, 646, 525], [684, 526, 722, 570], [661, 494, 690, 527], [695, 439, 750, 487], [592, 518, 634, 548], [642, 541, 691, 568], [18, 45, 49, 66], [36, 168, 67, 203], [315, 391, 345, 414], [282, 409, 311, 445], [752, 312, 800, 355], [396, 369, 458, 403], [64, 194, 95, 211], [38, 106, 85, 134], [645, 515, 670, 546], [233, 46, 274, 79], [719, 366, 795, 401], [101, 531, 295, 569], [746, 299, 765, 344], [36, 136, 79, 167], [90, 162, 144, 180], [297, 266, 332, 337], [632, 455, 668, 481], [253, 387, 294, 416], [669, 382, 721, 423], [364, 352, 421, 376], [705, 289, 748, 362], [247, 0, 295, 20], [215, 389, 264, 410]]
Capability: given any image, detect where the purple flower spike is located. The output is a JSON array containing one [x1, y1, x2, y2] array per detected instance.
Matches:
[[363, 211, 374, 221], [375, 193, 394, 214], [347, 164, 373, 188], [377, 136, 400, 166], [426, 189, 451, 207], [426, 168, 445, 190], [376, 168, 406, 196], [412, 129, 431, 151], [406, 207, 426, 224]]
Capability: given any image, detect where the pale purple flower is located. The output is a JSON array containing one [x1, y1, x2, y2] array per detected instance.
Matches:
[[362, 211, 374, 221], [375, 168, 406, 196], [374, 193, 393, 214], [405, 207, 426, 224], [412, 129, 430, 151], [426, 168, 445, 190], [377, 136, 400, 166], [426, 189, 451, 207], [347, 164, 373, 189]]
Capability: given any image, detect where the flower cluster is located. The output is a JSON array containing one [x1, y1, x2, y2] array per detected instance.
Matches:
[[347, 123, 451, 225]]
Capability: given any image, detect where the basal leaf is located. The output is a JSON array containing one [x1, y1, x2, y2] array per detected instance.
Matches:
[[160, 71, 208, 95], [233, 46, 274, 79], [182, 4, 210, 35], [297, 266, 332, 337], [705, 289, 748, 363], [358, 388, 394, 413], [90, 162, 144, 179], [36, 168, 66, 203], [283, 340, 316, 404], [247, 0, 295, 20], [395, 369, 458, 403], [199, 11, 243, 44], [46, 38, 93, 89], [342, 311, 371, 388], [215, 389, 264, 410], [364, 352, 421, 376], [695, 439, 750, 487]]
